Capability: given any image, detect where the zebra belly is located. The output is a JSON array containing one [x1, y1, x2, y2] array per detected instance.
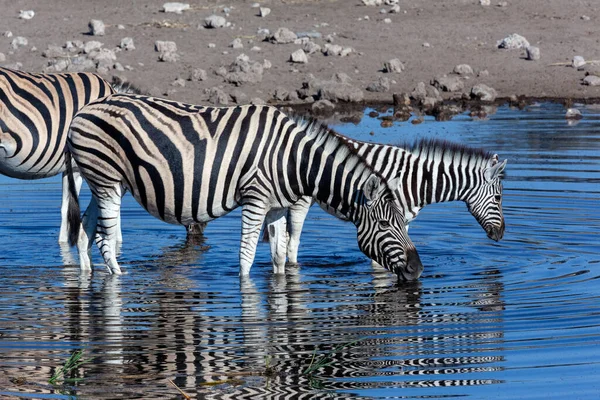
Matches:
[[0, 153, 64, 180]]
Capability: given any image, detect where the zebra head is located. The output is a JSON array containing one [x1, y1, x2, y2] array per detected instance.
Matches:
[[466, 154, 507, 241], [355, 175, 423, 281]]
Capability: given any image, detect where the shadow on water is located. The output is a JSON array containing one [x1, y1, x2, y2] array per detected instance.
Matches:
[[1, 102, 600, 398]]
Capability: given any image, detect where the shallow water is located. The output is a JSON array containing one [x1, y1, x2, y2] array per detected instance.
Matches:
[[1, 103, 599, 399]]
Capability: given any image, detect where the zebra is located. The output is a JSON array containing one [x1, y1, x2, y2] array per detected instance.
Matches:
[[0, 68, 142, 243], [65, 93, 423, 279], [268, 137, 507, 266]]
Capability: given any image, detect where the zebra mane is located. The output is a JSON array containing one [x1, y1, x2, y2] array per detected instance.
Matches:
[[110, 76, 146, 95], [405, 138, 495, 164]]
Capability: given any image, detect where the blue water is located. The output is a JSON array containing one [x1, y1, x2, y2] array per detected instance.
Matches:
[[1, 103, 599, 399]]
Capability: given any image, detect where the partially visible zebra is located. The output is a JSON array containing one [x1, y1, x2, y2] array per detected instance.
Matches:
[[65, 94, 423, 279], [0, 68, 142, 242], [269, 138, 506, 265]]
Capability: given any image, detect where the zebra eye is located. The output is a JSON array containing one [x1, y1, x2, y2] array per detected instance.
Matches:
[[494, 194, 502, 202], [379, 220, 391, 229]]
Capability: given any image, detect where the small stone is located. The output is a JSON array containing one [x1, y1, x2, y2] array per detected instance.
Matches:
[[117, 24, 126, 30], [263, 59, 272, 69], [290, 49, 308, 63], [383, 58, 404, 73], [230, 38, 244, 49], [88, 19, 105, 36], [162, 2, 190, 13], [478, 69, 489, 77], [251, 97, 266, 105], [362, 0, 383, 5], [312, 99, 335, 115], [572, 56, 586, 69], [189, 68, 207, 81], [83, 41, 103, 54], [453, 64, 473, 75], [581, 15, 591, 21], [204, 15, 227, 28], [114, 62, 125, 72], [302, 41, 321, 54], [565, 108, 583, 119], [583, 75, 600, 86], [340, 47, 353, 57], [10, 37, 28, 50], [366, 76, 391, 92], [480, 0, 490, 5], [497, 33, 529, 49], [0, 53, 6, 62], [231, 89, 248, 104], [119, 37, 135, 51], [155, 41, 177, 53], [433, 75, 464, 92], [159, 52, 180, 62], [322, 43, 343, 56], [42, 45, 66, 58], [259, 7, 271, 17], [380, 9, 388, 14], [19, 10, 35, 20], [471, 83, 498, 102], [390, 5, 401, 13], [383, 18, 392, 24], [90, 48, 117, 69], [171, 78, 186, 87], [251, 46, 261, 52], [207, 87, 229, 105], [271, 27, 297, 44], [208, 43, 216, 48], [422, 42, 431, 48], [526, 46, 540, 61]]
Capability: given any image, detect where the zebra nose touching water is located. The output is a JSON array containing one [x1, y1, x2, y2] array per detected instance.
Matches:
[[65, 94, 423, 280]]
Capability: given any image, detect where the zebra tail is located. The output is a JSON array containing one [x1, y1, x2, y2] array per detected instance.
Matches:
[[65, 152, 81, 247], [110, 76, 145, 95]]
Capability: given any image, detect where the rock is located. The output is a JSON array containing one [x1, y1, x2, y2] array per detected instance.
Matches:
[[478, 69, 490, 77], [585, 65, 600, 77], [89, 48, 117, 69], [480, 0, 491, 5], [318, 81, 363, 103], [171, 78, 186, 87], [68, 56, 96, 71], [270, 27, 297, 44], [383, 18, 392, 24], [224, 54, 264, 85], [497, 33, 529, 49], [290, 49, 308, 63], [189, 68, 207, 81], [83, 40, 103, 53], [565, 108, 583, 119], [393, 92, 411, 107], [251, 97, 266, 105], [230, 38, 244, 49], [498, 1, 508, 7], [362, 0, 383, 6], [433, 75, 464, 92], [302, 41, 321, 54], [581, 15, 591, 21], [155, 41, 177, 53], [383, 58, 404, 73], [340, 47, 353, 57], [572, 56, 586, 69], [3, 62, 22, 70], [583, 75, 600, 86], [19, 10, 35, 20], [162, 2, 190, 13], [410, 82, 428, 101], [273, 87, 290, 101], [204, 15, 227, 28], [471, 83, 498, 102], [366, 76, 391, 92], [207, 87, 229, 105], [390, 5, 401, 13], [296, 31, 322, 39], [114, 62, 125, 72], [42, 45, 66, 58], [65, 40, 84, 52], [11, 37, 28, 50], [453, 64, 473, 75], [0, 53, 5, 62], [259, 7, 271, 17], [322, 43, 343, 56], [526, 46, 540, 61], [231, 89, 248, 104], [312, 99, 335, 115], [159, 52, 180, 63], [119, 37, 135, 51], [88, 20, 105, 36]]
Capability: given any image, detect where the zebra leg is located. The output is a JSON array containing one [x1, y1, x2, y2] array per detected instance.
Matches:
[[78, 196, 99, 272], [94, 185, 124, 275], [239, 202, 269, 277], [59, 169, 83, 243], [287, 196, 313, 264], [265, 209, 287, 274]]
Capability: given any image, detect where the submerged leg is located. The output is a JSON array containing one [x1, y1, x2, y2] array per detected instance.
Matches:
[[265, 209, 287, 274], [78, 196, 99, 272], [94, 184, 124, 275], [239, 201, 268, 276], [59, 170, 83, 243], [287, 196, 313, 264]]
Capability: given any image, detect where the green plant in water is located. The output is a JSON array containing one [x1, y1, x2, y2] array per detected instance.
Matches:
[[48, 349, 91, 385], [302, 338, 363, 389]]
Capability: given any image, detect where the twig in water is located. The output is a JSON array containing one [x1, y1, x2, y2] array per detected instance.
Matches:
[[168, 379, 192, 399]]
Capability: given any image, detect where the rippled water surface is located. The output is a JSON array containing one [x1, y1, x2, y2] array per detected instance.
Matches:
[[1, 103, 600, 399]]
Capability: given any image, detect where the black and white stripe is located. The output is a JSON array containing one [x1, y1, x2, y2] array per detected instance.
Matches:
[[0, 68, 139, 242], [279, 138, 507, 265], [66, 93, 422, 279]]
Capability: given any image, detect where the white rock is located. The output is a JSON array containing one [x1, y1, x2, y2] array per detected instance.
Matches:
[[251, 46, 261, 52], [88, 20, 106, 36], [322, 43, 343, 56], [159, 52, 180, 62], [204, 15, 227, 28], [340, 47, 353, 57], [0, 53, 5, 62], [497, 33, 529, 49], [162, 2, 190, 13], [480, 0, 491, 5], [526, 46, 540, 61], [383, 58, 405, 73], [471, 83, 498, 102], [383, 18, 392, 23], [271, 27, 297, 44], [171, 78, 186, 87], [10, 36, 28, 50], [565, 108, 583, 119], [572, 56, 586, 69], [155, 41, 177, 53], [119, 37, 135, 51], [583, 75, 600, 86], [290, 49, 308, 63], [454, 64, 473, 75], [19, 10, 35, 20], [189, 68, 207, 81], [208, 43, 216, 48], [83, 41, 103, 53], [230, 38, 244, 49], [389, 5, 401, 13], [362, 0, 383, 5], [259, 7, 271, 17]]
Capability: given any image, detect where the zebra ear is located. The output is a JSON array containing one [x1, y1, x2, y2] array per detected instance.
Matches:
[[484, 157, 507, 182], [362, 174, 383, 204]]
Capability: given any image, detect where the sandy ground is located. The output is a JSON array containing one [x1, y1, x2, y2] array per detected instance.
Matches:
[[1, 0, 600, 107]]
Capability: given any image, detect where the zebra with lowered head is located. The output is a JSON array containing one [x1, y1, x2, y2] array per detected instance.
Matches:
[[0, 67, 144, 242], [65, 93, 423, 280], [269, 137, 507, 266]]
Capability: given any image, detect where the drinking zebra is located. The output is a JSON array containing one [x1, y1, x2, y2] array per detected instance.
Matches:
[[0, 68, 140, 242], [65, 94, 423, 279], [269, 137, 507, 265]]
